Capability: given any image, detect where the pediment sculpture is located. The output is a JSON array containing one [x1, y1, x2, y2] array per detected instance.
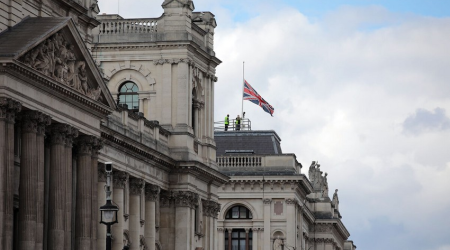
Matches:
[[19, 31, 102, 101]]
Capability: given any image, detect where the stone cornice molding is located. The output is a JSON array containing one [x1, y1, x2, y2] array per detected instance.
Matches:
[[171, 163, 229, 186], [129, 178, 145, 196], [145, 184, 160, 202], [1, 64, 112, 117], [173, 191, 198, 208], [101, 129, 175, 171], [0, 98, 22, 123], [112, 171, 128, 189]]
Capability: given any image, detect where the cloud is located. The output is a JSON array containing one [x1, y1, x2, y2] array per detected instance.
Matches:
[[403, 108, 450, 135]]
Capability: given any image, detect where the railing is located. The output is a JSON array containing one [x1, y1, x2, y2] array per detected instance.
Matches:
[[217, 155, 262, 167], [98, 18, 158, 34], [214, 118, 251, 131]]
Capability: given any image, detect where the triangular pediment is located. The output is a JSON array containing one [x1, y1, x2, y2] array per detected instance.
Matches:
[[0, 17, 116, 112]]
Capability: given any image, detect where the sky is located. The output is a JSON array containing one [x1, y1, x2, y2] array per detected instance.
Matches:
[[98, 1, 450, 250]]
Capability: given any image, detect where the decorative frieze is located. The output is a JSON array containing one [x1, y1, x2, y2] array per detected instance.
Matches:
[[129, 178, 145, 195], [145, 184, 160, 201], [153, 58, 194, 65], [19, 32, 103, 101]]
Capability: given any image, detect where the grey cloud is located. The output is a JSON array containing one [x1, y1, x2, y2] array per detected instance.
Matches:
[[402, 108, 450, 135]]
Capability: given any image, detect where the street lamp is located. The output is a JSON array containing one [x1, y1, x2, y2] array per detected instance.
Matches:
[[100, 162, 119, 250]]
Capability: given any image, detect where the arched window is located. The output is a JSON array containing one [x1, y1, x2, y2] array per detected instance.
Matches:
[[118, 82, 139, 112], [225, 205, 252, 219]]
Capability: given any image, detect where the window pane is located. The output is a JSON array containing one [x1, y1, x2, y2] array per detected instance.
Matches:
[[232, 231, 238, 238], [240, 207, 247, 218], [232, 207, 239, 218], [232, 239, 238, 250], [249, 212, 252, 219], [239, 240, 245, 250], [240, 231, 246, 238]]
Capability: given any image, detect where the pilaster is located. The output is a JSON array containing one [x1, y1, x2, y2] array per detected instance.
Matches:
[[263, 198, 271, 250], [97, 166, 107, 250], [111, 171, 128, 250], [91, 138, 103, 250], [174, 191, 198, 250], [145, 184, 160, 250], [65, 127, 79, 250]]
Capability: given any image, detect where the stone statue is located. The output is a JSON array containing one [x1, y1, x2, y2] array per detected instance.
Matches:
[[273, 236, 283, 250], [322, 173, 329, 197], [332, 189, 339, 210]]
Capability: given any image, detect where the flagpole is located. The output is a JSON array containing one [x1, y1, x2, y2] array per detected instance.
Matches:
[[241, 61, 244, 118]]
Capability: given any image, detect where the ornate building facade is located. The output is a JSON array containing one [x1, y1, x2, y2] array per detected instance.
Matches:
[[0, 1, 225, 250], [214, 130, 357, 250], [0, 1, 357, 250]]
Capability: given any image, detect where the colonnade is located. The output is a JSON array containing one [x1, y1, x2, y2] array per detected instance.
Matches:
[[0, 97, 103, 250]]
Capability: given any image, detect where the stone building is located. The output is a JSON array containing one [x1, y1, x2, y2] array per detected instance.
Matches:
[[0, 1, 225, 250], [215, 130, 357, 250], [0, 1, 357, 250]]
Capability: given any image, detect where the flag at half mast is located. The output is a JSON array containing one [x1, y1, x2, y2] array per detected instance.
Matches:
[[243, 80, 274, 116]]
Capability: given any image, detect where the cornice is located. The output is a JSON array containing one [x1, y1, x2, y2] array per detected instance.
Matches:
[[0, 63, 112, 117], [173, 161, 229, 185], [101, 127, 175, 171]]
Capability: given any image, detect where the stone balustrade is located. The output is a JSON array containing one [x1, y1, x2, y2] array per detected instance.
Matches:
[[217, 154, 300, 170], [98, 18, 158, 35]]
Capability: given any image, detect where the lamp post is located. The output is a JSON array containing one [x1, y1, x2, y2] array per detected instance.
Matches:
[[100, 162, 119, 250]]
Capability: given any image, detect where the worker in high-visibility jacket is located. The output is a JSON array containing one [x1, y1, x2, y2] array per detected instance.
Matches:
[[235, 115, 241, 131], [224, 114, 230, 131]]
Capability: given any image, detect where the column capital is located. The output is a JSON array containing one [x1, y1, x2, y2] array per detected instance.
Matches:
[[245, 228, 250, 233], [129, 178, 145, 195], [173, 191, 198, 208], [64, 126, 79, 147], [36, 113, 51, 136], [0, 97, 22, 123], [76, 135, 96, 155], [160, 190, 174, 207], [112, 171, 128, 189], [226, 228, 233, 233], [49, 123, 71, 145], [217, 228, 225, 232], [145, 184, 160, 201], [202, 199, 221, 218], [20, 110, 41, 133], [263, 198, 272, 205], [91, 137, 104, 158]]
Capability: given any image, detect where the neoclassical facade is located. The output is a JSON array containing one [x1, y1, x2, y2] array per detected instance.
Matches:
[[214, 131, 357, 250], [0, 1, 226, 250]]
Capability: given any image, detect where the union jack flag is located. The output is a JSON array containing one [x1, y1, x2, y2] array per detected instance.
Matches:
[[243, 80, 274, 116]]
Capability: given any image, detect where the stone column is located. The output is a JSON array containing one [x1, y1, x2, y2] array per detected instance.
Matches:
[[75, 135, 94, 250], [0, 98, 21, 250], [245, 228, 250, 250], [174, 191, 197, 250], [64, 127, 78, 250], [112, 171, 128, 250], [252, 228, 258, 250], [145, 184, 160, 250], [129, 178, 144, 250], [17, 111, 40, 250], [36, 113, 51, 250], [227, 228, 232, 250], [286, 198, 297, 248], [48, 124, 71, 250], [97, 166, 107, 250], [217, 228, 224, 250], [263, 198, 271, 250], [91, 139, 103, 250]]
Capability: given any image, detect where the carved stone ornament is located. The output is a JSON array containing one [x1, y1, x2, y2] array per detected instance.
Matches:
[[285, 198, 297, 205], [76, 135, 95, 155], [263, 198, 272, 205], [160, 190, 174, 207], [19, 31, 103, 101], [64, 126, 79, 147], [129, 178, 145, 195], [49, 123, 71, 145], [112, 171, 129, 189], [145, 184, 160, 202], [202, 199, 221, 218], [0, 98, 22, 123], [20, 110, 41, 134], [36, 113, 51, 136], [173, 191, 199, 208]]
